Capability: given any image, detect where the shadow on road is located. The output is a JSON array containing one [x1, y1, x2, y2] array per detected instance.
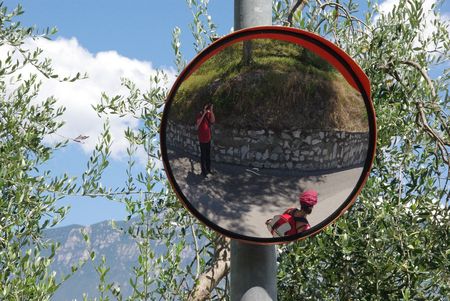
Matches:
[[167, 146, 363, 238]]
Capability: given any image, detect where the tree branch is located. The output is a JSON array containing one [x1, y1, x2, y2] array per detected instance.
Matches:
[[286, 0, 309, 27], [380, 60, 450, 166], [188, 236, 230, 301], [312, 0, 370, 35], [398, 60, 436, 98], [191, 224, 201, 280], [319, 1, 356, 34], [416, 103, 446, 145], [400, 59, 450, 163]]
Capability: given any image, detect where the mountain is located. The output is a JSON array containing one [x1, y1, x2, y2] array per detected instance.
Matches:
[[43, 219, 144, 300]]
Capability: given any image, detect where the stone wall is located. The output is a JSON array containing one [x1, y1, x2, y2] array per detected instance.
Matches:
[[166, 121, 369, 171]]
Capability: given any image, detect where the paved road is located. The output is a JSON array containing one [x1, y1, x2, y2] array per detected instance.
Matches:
[[167, 147, 364, 238]]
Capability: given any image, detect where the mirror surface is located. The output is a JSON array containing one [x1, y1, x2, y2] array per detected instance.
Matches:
[[163, 34, 372, 241]]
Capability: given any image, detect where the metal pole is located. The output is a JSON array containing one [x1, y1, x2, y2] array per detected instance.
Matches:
[[231, 1, 276, 300], [234, 0, 272, 30], [230, 240, 277, 300]]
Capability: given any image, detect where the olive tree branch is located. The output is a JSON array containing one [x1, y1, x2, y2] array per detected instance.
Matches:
[[311, 0, 370, 37], [319, 1, 355, 34], [188, 236, 230, 301], [12, 45, 88, 82], [191, 224, 201, 280], [437, 114, 450, 138], [379, 60, 450, 202], [178, 239, 214, 294], [398, 60, 436, 98], [286, 0, 309, 27], [398, 59, 450, 150]]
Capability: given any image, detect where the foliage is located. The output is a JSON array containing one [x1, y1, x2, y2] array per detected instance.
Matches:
[[273, 0, 450, 300], [1, 0, 449, 300], [0, 3, 84, 300], [89, 72, 222, 300], [171, 0, 450, 299], [1, 1, 222, 300]]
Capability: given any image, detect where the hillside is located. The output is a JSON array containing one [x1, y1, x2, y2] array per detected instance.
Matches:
[[41, 220, 140, 300], [170, 39, 368, 132], [36, 219, 200, 300]]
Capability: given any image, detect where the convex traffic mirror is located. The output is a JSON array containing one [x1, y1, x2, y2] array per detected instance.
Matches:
[[161, 26, 376, 244]]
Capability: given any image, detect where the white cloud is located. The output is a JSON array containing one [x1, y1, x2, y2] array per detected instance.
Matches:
[[17, 37, 176, 162], [376, 0, 402, 15], [374, 0, 449, 52], [375, 0, 438, 18]]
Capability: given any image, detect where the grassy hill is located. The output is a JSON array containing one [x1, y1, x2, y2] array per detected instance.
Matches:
[[170, 39, 368, 132]]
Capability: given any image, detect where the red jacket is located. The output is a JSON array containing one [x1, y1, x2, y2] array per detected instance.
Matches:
[[197, 111, 213, 143]]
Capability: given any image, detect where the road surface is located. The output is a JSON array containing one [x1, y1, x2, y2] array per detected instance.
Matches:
[[167, 147, 364, 238]]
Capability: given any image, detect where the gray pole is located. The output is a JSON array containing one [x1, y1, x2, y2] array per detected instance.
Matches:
[[231, 1, 276, 300], [230, 241, 277, 300], [234, 0, 272, 30]]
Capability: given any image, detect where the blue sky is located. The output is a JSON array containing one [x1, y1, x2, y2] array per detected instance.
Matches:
[[3, 0, 449, 227], [3, 0, 235, 227], [5, 1, 234, 67]]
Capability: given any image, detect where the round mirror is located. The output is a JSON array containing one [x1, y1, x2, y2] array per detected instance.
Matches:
[[161, 27, 376, 244]]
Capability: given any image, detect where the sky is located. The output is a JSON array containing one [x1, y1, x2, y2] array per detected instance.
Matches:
[[2, 0, 449, 227], [3, 0, 234, 227]]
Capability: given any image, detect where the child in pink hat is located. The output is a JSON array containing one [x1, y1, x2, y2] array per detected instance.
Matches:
[[266, 190, 318, 237], [294, 189, 318, 231]]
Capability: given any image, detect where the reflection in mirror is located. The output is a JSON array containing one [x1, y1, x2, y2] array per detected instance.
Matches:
[[165, 38, 369, 239]]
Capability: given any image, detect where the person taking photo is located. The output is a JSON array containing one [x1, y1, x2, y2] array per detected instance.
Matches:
[[196, 103, 215, 177]]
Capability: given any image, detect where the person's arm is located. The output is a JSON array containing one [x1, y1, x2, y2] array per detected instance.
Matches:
[[208, 104, 215, 124], [295, 223, 309, 233], [196, 111, 207, 129], [294, 216, 309, 233]]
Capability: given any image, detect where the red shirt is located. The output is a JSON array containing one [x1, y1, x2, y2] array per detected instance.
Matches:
[[284, 208, 310, 235], [197, 111, 213, 143]]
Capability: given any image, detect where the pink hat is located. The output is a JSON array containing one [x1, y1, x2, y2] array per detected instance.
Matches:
[[299, 190, 318, 206]]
